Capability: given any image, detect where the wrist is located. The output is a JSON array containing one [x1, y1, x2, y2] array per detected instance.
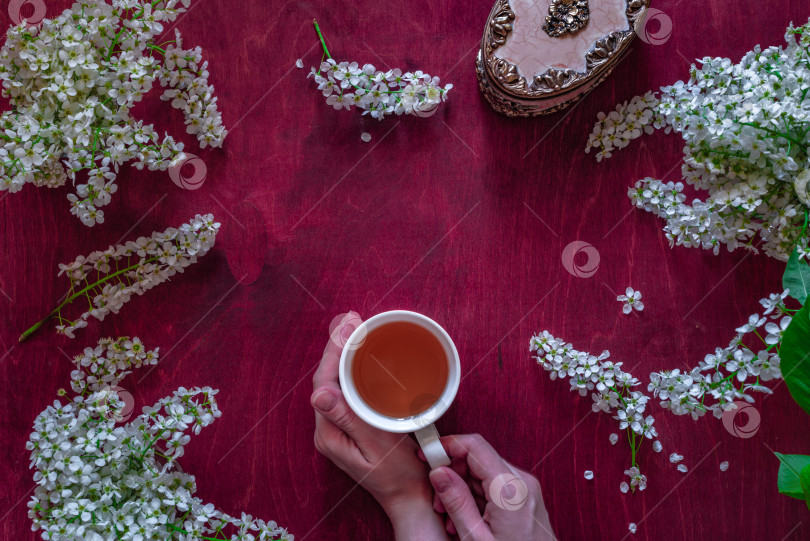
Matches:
[[383, 489, 447, 541]]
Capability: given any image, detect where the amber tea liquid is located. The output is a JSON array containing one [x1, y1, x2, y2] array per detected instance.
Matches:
[[352, 321, 449, 418]]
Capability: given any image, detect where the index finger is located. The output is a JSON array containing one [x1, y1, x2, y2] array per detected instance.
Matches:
[[439, 434, 514, 485], [312, 311, 363, 390]]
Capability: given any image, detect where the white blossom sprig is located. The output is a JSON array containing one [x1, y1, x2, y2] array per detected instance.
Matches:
[[19, 213, 220, 341], [306, 20, 452, 120], [27, 337, 292, 541], [0, 0, 228, 226], [584, 20, 810, 261], [530, 332, 658, 492], [648, 290, 793, 420]]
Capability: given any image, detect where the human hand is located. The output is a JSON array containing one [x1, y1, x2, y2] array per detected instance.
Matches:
[[311, 312, 449, 540], [426, 434, 556, 541]]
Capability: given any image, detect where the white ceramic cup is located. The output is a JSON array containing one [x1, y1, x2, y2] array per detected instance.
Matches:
[[338, 310, 460, 469]]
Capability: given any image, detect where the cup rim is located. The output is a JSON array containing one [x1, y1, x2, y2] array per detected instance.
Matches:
[[338, 310, 460, 433]]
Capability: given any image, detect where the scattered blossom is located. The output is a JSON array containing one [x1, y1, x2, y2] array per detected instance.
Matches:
[[652, 440, 663, 453], [629, 523, 638, 534], [719, 461, 729, 471], [669, 453, 684, 464], [610, 433, 619, 445], [649, 291, 791, 420], [677, 464, 689, 473], [531, 331, 659, 491], [361, 132, 372, 143], [26, 337, 291, 541], [586, 21, 810, 261], [0, 1, 227, 226], [19, 214, 220, 340], [584, 470, 594, 480], [617, 287, 644, 314]]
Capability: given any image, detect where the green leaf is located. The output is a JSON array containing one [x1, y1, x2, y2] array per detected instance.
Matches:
[[774, 452, 810, 500], [781, 301, 810, 416], [783, 247, 810, 305], [802, 465, 810, 508]]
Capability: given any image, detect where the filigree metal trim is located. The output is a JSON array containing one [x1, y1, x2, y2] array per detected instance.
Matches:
[[476, 50, 614, 117], [543, 0, 590, 38], [488, 0, 515, 50], [477, 0, 650, 107]]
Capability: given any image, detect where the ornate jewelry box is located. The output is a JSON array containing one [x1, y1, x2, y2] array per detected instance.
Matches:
[[476, 0, 649, 117]]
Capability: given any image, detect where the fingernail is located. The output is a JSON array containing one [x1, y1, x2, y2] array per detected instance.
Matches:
[[313, 389, 337, 412], [429, 468, 452, 493], [340, 320, 355, 340]]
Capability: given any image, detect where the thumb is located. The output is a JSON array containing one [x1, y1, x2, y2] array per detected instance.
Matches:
[[430, 467, 491, 541], [311, 386, 370, 443]]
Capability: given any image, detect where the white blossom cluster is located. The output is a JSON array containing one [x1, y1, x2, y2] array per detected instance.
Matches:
[[27, 337, 292, 540], [68, 336, 158, 396], [649, 291, 789, 420], [584, 92, 662, 162], [0, 0, 227, 226], [308, 59, 452, 119], [530, 331, 658, 492], [20, 214, 220, 340], [585, 20, 810, 261]]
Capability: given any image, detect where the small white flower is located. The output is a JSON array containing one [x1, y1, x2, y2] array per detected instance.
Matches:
[[719, 461, 729, 471], [794, 169, 810, 206], [629, 523, 638, 534], [764, 316, 792, 345], [617, 287, 644, 314], [624, 466, 647, 491], [584, 470, 594, 480]]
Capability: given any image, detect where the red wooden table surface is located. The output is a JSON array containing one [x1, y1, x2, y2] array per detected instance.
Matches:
[[2, 1, 809, 539]]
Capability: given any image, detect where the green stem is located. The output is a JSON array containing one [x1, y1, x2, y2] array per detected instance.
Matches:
[[166, 524, 230, 541], [313, 19, 331, 59], [738, 121, 804, 147], [799, 209, 809, 240], [628, 429, 637, 467], [18, 256, 159, 342]]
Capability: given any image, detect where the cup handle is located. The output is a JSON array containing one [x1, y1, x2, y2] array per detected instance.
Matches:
[[414, 423, 451, 469]]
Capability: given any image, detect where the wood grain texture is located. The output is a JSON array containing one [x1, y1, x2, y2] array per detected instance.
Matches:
[[1, 1, 809, 539]]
